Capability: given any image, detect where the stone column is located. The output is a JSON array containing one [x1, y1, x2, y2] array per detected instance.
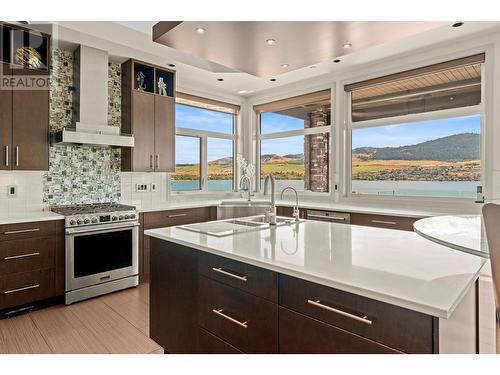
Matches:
[[304, 107, 329, 192]]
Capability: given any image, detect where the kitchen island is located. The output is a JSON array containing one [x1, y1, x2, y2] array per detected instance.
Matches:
[[145, 218, 486, 354]]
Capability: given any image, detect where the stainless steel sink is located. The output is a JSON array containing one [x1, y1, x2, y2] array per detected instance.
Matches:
[[217, 200, 271, 219], [178, 214, 304, 237]]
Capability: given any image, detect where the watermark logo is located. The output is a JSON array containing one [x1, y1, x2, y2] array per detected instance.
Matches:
[[0, 25, 51, 91]]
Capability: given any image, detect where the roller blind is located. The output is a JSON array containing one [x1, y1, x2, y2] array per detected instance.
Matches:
[[176, 92, 240, 114], [253, 89, 331, 113], [345, 53, 484, 122]]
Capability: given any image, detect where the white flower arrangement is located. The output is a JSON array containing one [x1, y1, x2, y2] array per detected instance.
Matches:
[[236, 154, 255, 179]]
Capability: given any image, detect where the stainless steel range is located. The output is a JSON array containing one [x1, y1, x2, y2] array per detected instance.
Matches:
[[51, 203, 139, 305]]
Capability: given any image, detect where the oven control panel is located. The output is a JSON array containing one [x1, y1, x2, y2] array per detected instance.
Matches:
[[66, 210, 138, 227]]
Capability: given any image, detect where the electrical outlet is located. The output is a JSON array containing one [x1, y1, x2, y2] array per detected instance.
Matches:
[[151, 183, 157, 192], [135, 184, 149, 192], [7, 185, 17, 197]]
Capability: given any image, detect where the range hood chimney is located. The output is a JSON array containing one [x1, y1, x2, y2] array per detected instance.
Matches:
[[51, 45, 134, 147]]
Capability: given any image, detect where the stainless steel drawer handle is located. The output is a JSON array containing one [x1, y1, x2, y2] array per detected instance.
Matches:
[[150, 154, 153, 169], [307, 214, 346, 221], [307, 299, 373, 325], [4, 145, 8, 167], [212, 309, 248, 328], [4, 284, 40, 294], [371, 220, 397, 225], [167, 213, 188, 218], [3, 252, 40, 260], [15, 146, 19, 167], [4, 228, 40, 235], [155, 154, 159, 169], [212, 267, 248, 282]]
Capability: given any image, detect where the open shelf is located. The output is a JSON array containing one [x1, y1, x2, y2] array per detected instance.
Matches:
[[133, 63, 155, 93], [155, 69, 175, 97], [0, 23, 50, 71]]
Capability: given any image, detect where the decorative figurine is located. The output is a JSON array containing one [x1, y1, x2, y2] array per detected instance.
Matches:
[[15, 47, 43, 69], [157, 77, 167, 96], [136, 71, 146, 91]]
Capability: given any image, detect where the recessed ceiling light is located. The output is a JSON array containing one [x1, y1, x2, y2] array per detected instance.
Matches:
[[195, 27, 206, 34], [217, 78, 224, 82], [343, 43, 352, 49], [168, 63, 176, 68], [452, 22, 464, 28], [238, 90, 249, 94], [333, 59, 341, 63], [269, 78, 276, 82], [266, 39, 276, 45], [281, 63, 289, 68]]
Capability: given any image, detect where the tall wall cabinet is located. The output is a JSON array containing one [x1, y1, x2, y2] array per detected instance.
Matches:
[[121, 59, 176, 172], [0, 22, 50, 171]]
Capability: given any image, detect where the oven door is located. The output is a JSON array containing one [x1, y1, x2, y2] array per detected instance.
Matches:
[[65, 221, 139, 292]]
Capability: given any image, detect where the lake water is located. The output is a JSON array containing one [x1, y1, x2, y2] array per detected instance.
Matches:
[[171, 179, 479, 198]]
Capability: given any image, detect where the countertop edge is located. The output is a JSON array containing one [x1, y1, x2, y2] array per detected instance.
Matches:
[[144, 229, 479, 319], [0, 213, 65, 225]]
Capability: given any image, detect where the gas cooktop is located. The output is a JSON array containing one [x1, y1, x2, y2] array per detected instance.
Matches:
[[51, 202, 136, 216]]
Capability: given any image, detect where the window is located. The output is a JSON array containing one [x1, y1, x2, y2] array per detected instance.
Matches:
[[170, 93, 238, 192], [346, 54, 483, 199], [171, 135, 201, 191], [255, 90, 331, 193]]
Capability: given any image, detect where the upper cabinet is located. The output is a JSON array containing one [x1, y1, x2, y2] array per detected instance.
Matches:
[[121, 59, 176, 172], [0, 23, 50, 171]]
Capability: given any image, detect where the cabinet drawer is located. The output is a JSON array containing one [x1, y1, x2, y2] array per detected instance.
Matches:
[[199, 276, 278, 353], [279, 307, 400, 354], [198, 252, 278, 302], [144, 207, 214, 228], [0, 220, 56, 242], [198, 328, 243, 354], [0, 236, 55, 275], [279, 274, 434, 353], [0, 269, 55, 310], [350, 213, 418, 231]]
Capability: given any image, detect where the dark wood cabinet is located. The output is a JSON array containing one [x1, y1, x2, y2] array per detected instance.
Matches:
[[0, 23, 50, 171], [121, 59, 175, 172], [0, 62, 12, 170], [350, 213, 419, 231], [154, 95, 175, 172], [11, 68, 49, 171], [279, 307, 400, 354], [149, 239, 439, 354], [140, 207, 216, 281], [150, 239, 199, 353], [0, 219, 64, 313]]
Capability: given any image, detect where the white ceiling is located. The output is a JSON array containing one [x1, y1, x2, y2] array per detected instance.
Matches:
[[45, 21, 500, 99]]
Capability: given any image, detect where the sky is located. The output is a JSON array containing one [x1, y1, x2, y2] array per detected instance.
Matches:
[[175, 105, 481, 164], [175, 104, 233, 164]]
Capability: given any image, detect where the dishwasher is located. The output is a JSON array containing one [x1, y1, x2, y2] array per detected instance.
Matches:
[[306, 210, 350, 224]]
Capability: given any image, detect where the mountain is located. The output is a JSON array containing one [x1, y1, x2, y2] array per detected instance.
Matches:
[[352, 133, 480, 161], [208, 156, 233, 165]]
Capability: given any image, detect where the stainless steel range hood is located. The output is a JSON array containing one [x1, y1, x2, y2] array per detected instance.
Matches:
[[51, 45, 134, 147]]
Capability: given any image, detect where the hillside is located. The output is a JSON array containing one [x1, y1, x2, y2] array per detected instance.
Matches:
[[352, 133, 480, 161]]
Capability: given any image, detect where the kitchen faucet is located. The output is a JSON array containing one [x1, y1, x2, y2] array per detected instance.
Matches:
[[280, 186, 300, 221], [239, 175, 252, 202], [263, 174, 277, 225]]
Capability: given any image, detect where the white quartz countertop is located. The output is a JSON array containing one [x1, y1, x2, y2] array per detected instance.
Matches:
[[0, 211, 64, 225], [131, 198, 478, 218], [413, 215, 488, 258], [145, 219, 485, 319]]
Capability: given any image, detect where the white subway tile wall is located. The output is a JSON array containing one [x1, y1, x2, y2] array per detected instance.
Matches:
[[120, 172, 169, 207], [0, 171, 45, 214]]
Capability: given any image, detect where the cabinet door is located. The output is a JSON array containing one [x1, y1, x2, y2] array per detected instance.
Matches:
[[132, 91, 155, 172], [0, 63, 11, 170], [11, 68, 49, 170], [154, 95, 175, 172]]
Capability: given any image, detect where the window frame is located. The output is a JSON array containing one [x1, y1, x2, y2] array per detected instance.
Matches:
[[343, 65, 485, 201], [170, 102, 237, 195], [256, 90, 334, 195]]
